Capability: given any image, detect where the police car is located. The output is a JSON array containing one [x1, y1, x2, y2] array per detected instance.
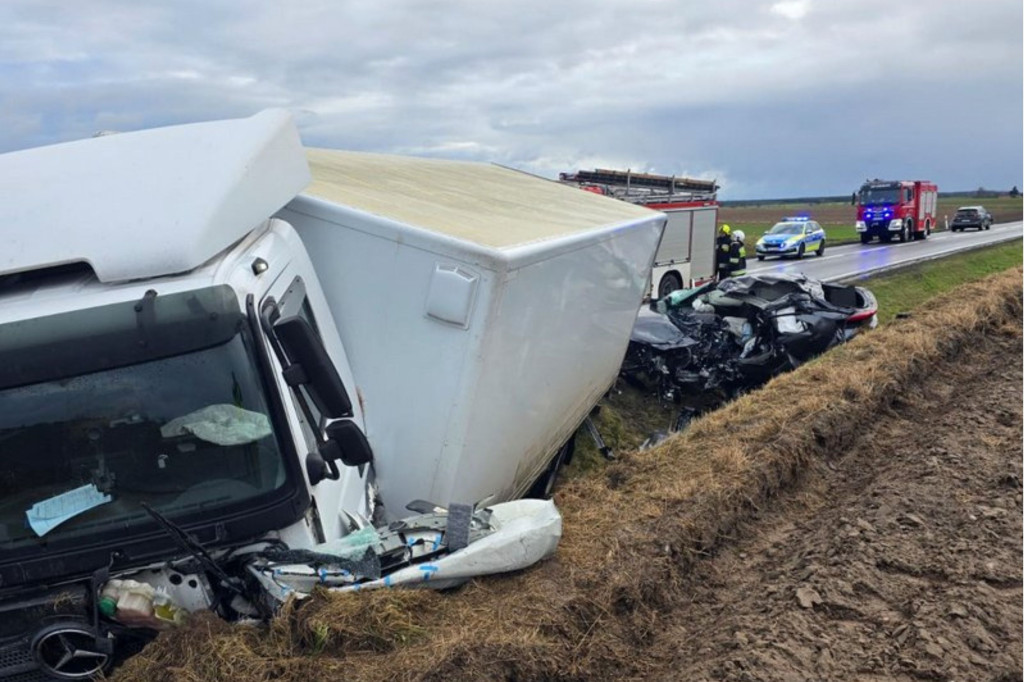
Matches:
[[755, 216, 826, 260]]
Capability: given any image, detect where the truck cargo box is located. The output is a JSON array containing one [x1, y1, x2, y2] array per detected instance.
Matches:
[[279, 150, 664, 515]]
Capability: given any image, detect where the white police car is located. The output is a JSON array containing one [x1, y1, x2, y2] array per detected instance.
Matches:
[[755, 217, 826, 260]]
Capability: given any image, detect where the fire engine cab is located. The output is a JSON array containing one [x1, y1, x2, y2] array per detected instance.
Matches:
[[560, 169, 719, 298], [855, 179, 938, 244]]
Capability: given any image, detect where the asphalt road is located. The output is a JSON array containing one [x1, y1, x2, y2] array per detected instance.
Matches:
[[747, 220, 1023, 283]]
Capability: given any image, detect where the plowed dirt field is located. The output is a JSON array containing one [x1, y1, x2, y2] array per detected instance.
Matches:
[[647, 325, 1023, 681]]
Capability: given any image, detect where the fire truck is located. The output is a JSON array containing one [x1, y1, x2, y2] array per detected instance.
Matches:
[[560, 168, 719, 298], [855, 179, 938, 244]]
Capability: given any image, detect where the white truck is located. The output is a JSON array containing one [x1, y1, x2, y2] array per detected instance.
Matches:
[[560, 169, 719, 298], [0, 111, 664, 679]]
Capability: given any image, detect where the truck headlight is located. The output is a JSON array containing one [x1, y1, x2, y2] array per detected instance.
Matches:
[[888, 219, 903, 230], [855, 220, 866, 231]]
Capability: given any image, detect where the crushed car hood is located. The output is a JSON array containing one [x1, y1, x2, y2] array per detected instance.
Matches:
[[622, 273, 878, 412]]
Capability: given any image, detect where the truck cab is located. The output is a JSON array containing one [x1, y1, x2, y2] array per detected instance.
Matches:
[[0, 111, 374, 680], [855, 179, 937, 244]]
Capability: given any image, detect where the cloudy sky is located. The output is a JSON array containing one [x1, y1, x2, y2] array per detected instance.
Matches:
[[1, 0, 1020, 199]]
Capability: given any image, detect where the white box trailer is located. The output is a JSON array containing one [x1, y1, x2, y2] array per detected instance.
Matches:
[[280, 151, 664, 515]]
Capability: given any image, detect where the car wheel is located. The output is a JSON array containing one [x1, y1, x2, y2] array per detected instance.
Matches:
[[816, 240, 825, 256], [658, 272, 683, 299], [796, 243, 805, 259], [757, 255, 765, 261], [860, 234, 871, 245]]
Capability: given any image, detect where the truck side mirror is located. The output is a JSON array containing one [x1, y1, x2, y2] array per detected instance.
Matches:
[[320, 419, 373, 467], [273, 314, 353, 418]]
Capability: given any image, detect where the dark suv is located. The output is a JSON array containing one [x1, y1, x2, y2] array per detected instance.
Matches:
[[951, 205, 993, 231]]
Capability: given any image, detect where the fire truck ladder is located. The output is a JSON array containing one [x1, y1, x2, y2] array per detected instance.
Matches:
[[559, 168, 718, 205]]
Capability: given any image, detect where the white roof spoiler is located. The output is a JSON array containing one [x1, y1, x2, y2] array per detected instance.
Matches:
[[0, 109, 311, 282]]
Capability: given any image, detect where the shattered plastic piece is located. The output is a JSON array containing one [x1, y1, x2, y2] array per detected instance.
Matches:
[[26, 483, 112, 536], [160, 404, 271, 445], [250, 499, 562, 601], [335, 498, 561, 592]]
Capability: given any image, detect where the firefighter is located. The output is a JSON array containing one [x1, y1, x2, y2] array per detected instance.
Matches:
[[728, 230, 748, 277], [716, 224, 733, 279]]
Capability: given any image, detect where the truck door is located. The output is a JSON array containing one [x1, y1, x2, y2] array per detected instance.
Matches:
[[257, 256, 373, 541], [690, 207, 718, 284]]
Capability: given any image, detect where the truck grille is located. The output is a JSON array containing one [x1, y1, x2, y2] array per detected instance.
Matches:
[[0, 585, 92, 681], [0, 636, 47, 681]]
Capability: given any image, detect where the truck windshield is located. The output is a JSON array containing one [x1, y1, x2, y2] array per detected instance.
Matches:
[[0, 286, 289, 550], [859, 186, 901, 204]]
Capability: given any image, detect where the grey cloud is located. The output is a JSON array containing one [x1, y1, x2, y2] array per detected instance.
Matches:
[[0, 0, 1019, 197]]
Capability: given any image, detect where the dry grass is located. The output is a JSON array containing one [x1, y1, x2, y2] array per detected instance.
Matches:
[[114, 268, 1023, 682]]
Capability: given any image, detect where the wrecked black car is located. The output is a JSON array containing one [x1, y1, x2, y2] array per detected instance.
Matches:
[[622, 273, 878, 407]]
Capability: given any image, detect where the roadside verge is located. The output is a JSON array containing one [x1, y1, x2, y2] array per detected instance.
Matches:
[[115, 267, 1023, 682]]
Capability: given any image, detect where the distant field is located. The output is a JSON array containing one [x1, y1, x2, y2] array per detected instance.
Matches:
[[720, 195, 1024, 247]]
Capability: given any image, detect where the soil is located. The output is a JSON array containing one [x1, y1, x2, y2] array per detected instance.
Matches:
[[643, 326, 1023, 681]]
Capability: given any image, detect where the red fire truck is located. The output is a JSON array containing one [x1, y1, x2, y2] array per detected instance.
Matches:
[[855, 179, 938, 244], [560, 169, 719, 298]]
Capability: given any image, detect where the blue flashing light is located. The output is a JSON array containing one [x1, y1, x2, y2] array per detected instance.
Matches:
[[782, 214, 811, 221]]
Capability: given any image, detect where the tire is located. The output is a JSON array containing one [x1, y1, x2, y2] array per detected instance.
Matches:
[[898, 225, 908, 243], [757, 255, 765, 261], [922, 221, 930, 239], [816, 240, 825, 256], [657, 272, 683, 299], [860, 234, 871, 245], [796, 243, 805, 259]]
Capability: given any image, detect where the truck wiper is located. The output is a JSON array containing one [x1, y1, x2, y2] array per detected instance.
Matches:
[[139, 502, 243, 597]]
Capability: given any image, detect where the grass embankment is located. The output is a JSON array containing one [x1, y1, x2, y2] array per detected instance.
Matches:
[[115, 263, 1023, 682], [859, 241, 1023, 324], [720, 195, 1024, 248]]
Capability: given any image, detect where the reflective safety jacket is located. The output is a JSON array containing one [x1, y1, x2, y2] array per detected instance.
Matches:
[[728, 240, 747, 277], [716, 233, 733, 276]]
